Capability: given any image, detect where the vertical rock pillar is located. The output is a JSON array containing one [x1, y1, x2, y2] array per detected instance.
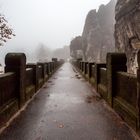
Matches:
[[5, 53, 26, 108]]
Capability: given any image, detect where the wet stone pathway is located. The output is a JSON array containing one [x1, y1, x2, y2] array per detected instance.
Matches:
[[0, 63, 139, 140]]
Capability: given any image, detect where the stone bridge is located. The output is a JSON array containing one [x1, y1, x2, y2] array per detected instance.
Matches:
[[0, 52, 140, 140]]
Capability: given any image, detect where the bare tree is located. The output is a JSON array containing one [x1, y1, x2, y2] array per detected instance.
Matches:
[[0, 14, 15, 46]]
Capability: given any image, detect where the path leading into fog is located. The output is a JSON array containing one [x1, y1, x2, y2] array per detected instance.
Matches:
[[0, 63, 138, 140]]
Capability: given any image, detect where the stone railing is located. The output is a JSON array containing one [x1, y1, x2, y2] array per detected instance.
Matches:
[[0, 53, 64, 128], [72, 51, 140, 132]]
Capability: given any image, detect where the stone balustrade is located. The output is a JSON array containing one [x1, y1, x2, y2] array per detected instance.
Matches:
[[0, 53, 64, 128], [72, 50, 140, 132]]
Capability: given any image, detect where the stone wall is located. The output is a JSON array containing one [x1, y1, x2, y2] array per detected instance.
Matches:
[[70, 36, 83, 59], [72, 51, 140, 131], [115, 0, 140, 74], [0, 53, 63, 129]]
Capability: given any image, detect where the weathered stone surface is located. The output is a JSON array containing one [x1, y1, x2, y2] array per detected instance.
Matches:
[[27, 63, 39, 91], [106, 53, 127, 106], [83, 0, 116, 62], [5, 53, 26, 107], [70, 36, 83, 59], [70, 0, 116, 62], [0, 63, 137, 140], [115, 0, 140, 74]]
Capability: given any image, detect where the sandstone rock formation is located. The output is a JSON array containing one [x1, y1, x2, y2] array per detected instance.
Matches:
[[70, 0, 116, 62], [70, 36, 83, 59], [82, 0, 116, 62], [115, 0, 140, 74]]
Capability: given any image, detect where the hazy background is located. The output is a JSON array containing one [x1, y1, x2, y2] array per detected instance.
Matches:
[[0, 0, 110, 64]]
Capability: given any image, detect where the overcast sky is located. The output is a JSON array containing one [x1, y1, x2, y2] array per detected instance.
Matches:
[[0, 0, 110, 54]]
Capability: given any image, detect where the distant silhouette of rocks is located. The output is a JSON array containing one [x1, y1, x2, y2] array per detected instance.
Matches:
[[70, 36, 83, 59]]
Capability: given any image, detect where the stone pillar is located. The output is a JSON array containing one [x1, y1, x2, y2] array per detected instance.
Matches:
[[137, 50, 140, 129], [45, 63, 49, 76], [52, 61, 54, 72], [81, 62, 84, 72], [43, 63, 48, 81], [107, 53, 127, 106], [52, 58, 58, 62], [80, 62, 82, 70], [52, 58, 58, 70], [77, 58, 82, 69], [27, 63, 39, 92], [5, 53, 26, 107], [49, 62, 52, 74], [95, 63, 106, 91], [115, 0, 140, 74], [88, 62, 94, 78], [84, 62, 88, 75], [37, 62, 46, 82]]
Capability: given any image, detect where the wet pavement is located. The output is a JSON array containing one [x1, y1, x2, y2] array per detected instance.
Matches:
[[0, 62, 139, 140]]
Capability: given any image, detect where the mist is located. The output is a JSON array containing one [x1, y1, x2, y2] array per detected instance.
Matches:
[[0, 0, 110, 64]]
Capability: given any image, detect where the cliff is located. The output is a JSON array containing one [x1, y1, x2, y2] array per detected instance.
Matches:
[[82, 0, 116, 62], [115, 0, 140, 74], [70, 0, 116, 62]]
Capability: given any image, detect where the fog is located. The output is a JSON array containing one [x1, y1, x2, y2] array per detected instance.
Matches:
[[0, 0, 110, 64]]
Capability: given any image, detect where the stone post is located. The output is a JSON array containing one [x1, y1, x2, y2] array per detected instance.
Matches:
[[137, 50, 140, 129], [49, 62, 52, 74], [88, 62, 95, 78], [84, 62, 88, 75], [27, 63, 39, 92], [52, 58, 58, 62], [81, 62, 83, 71], [95, 63, 106, 91], [80, 62, 82, 70], [5, 53, 26, 108], [52, 62, 55, 72], [77, 58, 82, 69], [37, 62, 46, 82], [43, 63, 48, 81], [107, 53, 127, 106], [45, 63, 49, 76]]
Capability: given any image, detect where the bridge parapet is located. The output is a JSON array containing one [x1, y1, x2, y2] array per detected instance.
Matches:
[[106, 53, 127, 106], [5, 53, 26, 107], [72, 51, 140, 132], [0, 53, 63, 129]]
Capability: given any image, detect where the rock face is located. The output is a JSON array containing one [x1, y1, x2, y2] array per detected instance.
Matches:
[[70, 0, 116, 62], [115, 0, 140, 74], [82, 0, 116, 62], [70, 36, 83, 59]]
